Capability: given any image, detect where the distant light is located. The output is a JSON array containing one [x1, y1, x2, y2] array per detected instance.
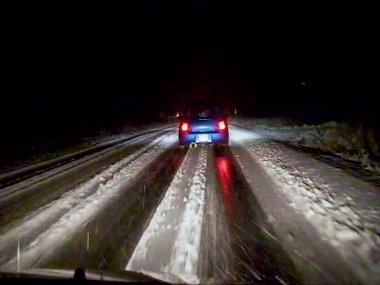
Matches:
[[301, 81, 306, 86], [176, 112, 180, 117]]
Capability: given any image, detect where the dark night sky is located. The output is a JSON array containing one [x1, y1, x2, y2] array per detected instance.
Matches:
[[0, 1, 379, 147]]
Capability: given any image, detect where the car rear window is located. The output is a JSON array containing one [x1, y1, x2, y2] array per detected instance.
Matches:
[[185, 107, 220, 117]]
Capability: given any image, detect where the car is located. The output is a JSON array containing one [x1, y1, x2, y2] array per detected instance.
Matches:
[[178, 106, 229, 146]]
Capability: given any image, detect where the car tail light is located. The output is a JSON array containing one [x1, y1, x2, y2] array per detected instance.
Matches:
[[180, 122, 190, 132], [217, 120, 227, 131]]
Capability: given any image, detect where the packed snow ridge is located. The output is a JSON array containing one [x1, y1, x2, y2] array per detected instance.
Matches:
[[168, 148, 207, 283], [127, 147, 208, 284]]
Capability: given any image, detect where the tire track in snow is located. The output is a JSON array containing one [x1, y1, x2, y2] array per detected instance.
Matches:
[[40, 145, 187, 271], [0, 130, 172, 230], [214, 145, 302, 284], [245, 140, 380, 284], [229, 126, 374, 284], [126, 147, 208, 284], [0, 130, 169, 202], [198, 147, 233, 284], [0, 132, 177, 270]]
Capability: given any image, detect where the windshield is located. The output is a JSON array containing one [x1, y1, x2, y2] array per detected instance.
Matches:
[[1, 1, 378, 285], [185, 106, 221, 117]]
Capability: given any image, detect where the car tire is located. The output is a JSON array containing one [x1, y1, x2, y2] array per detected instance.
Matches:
[[179, 142, 187, 149], [215, 142, 228, 149]]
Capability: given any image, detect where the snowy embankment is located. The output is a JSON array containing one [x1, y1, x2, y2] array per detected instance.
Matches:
[[233, 118, 380, 173]]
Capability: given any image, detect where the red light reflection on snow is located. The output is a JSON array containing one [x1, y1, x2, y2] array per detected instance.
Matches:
[[216, 157, 233, 219]]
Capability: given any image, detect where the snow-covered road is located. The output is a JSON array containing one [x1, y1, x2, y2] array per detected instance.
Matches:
[[127, 147, 207, 283], [0, 132, 178, 270], [0, 124, 379, 284], [247, 143, 379, 283]]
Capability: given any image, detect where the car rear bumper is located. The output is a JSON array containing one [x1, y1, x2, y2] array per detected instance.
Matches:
[[179, 132, 229, 145]]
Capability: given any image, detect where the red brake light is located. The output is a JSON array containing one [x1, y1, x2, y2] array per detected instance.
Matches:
[[181, 122, 189, 132], [217, 120, 227, 131]]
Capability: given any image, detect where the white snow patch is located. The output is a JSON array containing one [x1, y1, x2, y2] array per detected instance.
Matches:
[[0, 132, 176, 270], [229, 126, 261, 146], [157, 133, 177, 147]]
